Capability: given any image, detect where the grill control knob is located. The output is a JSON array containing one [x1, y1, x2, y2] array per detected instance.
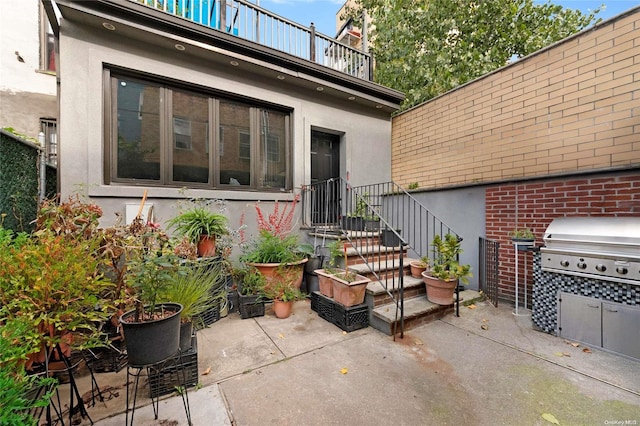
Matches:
[[595, 264, 607, 272], [616, 266, 628, 275], [577, 261, 587, 270], [560, 260, 569, 267]]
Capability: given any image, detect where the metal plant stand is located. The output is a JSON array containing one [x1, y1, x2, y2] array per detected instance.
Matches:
[[513, 239, 534, 316], [124, 350, 193, 426]]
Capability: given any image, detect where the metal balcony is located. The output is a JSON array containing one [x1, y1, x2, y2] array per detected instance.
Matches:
[[131, 0, 372, 80]]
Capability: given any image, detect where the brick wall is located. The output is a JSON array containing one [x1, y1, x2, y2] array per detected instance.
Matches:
[[392, 10, 640, 190], [486, 172, 640, 306]]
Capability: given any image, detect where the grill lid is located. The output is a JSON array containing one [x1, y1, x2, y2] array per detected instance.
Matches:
[[543, 216, 640, 256], [541, 216, 640, 284]]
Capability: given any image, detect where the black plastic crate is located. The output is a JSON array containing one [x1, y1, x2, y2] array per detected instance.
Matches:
[[148, 336, 198, 398], [194, 303, 220, 330], [238, 295, 265, 319], [332, 302, 369, 332], [311, 292, 334, 323]]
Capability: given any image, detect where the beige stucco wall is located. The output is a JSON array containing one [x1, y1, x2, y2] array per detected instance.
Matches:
[[392, 9, 640, 190], [57, 19, 393, 234]]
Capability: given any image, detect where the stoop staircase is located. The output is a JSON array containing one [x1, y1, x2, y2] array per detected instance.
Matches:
[[302, 178, 481, 337], [307, 230, 457, 336]]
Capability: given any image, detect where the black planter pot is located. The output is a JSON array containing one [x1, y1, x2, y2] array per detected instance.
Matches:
[[364, 218, 380, 232], [342, 216, 364, 231], [179, 321, 193, 351], [511, 238, 535, 251], [119, 302, 183, 367], [381, 228, 403, 247]]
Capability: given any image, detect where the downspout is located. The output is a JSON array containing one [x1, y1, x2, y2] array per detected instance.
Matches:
[[38, 131, 46, 204]]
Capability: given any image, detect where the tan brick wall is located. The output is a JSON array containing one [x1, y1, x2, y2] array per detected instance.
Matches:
[[392, 10, 640, 189]]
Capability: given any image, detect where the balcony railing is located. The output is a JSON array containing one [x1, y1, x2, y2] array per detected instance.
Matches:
[[132, 0, 372, 80]]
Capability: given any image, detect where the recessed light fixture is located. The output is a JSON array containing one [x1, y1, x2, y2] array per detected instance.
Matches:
[[277, 75, 285, 80], [348, 96, 356, 101], [230, 60, 239, 66], [102, 22, 116, 31], [316, 87, 324, 92], [175, 44, 185, 51], [375, 105, 383, 109]]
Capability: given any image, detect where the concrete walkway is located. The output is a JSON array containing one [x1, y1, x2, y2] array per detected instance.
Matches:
[[72, 297, 639, 425]]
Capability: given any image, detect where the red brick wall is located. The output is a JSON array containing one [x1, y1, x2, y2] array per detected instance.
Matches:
[[486, 172, 640, 305]]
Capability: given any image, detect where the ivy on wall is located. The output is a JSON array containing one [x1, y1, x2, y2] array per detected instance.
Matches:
[[0, 132, 57, 232]]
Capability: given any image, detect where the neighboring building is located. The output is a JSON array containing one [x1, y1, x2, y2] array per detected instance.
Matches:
[[43, 0, 403, 238], [335, 0, 367, 52], [0, 0, 57, 145], [391, 7, 640, 301]]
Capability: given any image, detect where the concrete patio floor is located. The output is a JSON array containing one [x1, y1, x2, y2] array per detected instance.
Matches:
[[60, 295, 639, 425]]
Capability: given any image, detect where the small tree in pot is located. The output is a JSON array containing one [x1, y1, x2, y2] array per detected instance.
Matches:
[[421, 234, 472, 305], [118, 220, 184, 366]]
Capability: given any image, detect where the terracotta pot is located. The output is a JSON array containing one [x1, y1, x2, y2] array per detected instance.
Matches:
[[247, 258, 308, 288], [314, 269, 334, 297], [197, 235, 216, 257], [409, 262, 427, 279], [331, 271, 370, 307], [421, 272, 457, 305], [272, 299, 293, 319]]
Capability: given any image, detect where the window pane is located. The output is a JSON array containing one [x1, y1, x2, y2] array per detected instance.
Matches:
[[116, 79, 161, 180], [259, 110, 287, 189], [46, 32, 55, 71], [172, 91, 209, 183], [219, 101, 251, 186]]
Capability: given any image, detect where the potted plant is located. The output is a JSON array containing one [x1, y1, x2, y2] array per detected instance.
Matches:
[[118, 234, 184, 366], [510, 228, 535, 251], [168, 207, 229, 257], [421, 234, 472, 305], [343, 192, 379, 231], [409, 256, 430, 279], [241, 231, 313, 288], [160, 258, 226, 350], [381, 227, 403, 247], [0, 226, 115, 371], [237, 268, 267, 319], [262, 275, 306, 319], [0, 318, 57, 426], [330, 268, 370, 307], [314, 239, 344, 298]]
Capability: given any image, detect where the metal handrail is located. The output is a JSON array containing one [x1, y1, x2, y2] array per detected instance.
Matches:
[[132, 0, 372, 80], [302, 178, 462, 337]]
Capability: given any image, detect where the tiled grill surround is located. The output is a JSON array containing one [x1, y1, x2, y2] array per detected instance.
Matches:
[[532, 251, 640, 334]]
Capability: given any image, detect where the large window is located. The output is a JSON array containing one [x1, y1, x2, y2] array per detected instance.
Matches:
[[107, 72, 292, 191]]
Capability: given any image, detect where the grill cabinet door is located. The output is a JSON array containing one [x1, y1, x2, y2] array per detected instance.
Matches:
[[558, 292, 602, 347], [602, 302, 640, 360]]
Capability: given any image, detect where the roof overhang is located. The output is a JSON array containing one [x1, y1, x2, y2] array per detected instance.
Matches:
[[44, 0, 404, 113]]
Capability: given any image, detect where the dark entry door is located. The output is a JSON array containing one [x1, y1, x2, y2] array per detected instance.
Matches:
[[311, 131, 340, 225]]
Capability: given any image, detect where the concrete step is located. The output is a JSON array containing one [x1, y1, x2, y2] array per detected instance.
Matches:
[[308, 229, 486, 336], [369, 290, 484, 336], [364, 273, 425, 307]]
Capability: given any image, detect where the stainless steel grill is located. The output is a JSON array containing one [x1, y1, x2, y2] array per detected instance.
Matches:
[[540, 216, 640, 285]]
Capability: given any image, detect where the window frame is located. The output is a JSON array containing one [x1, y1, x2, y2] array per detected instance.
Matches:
[[104, 69, 293, 192], [39, 3, 56, 72]]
